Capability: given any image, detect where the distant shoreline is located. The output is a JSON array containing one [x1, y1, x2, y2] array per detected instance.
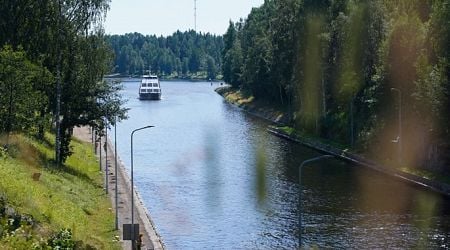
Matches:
[[105, 75, 223, 83]]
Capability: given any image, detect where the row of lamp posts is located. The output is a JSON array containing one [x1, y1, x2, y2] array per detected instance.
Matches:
[[130, 125, 154, 249], [100, 122, 325, 249], [94, 122, 153, 250], [95, 125, 399, 250], [92, 120, 333, 249], [93, 92, 402, 249], [391, 87, 402, 164]]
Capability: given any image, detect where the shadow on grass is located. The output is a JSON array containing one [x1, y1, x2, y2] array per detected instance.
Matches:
[[40, 135, 55, 149], [2, 133, 104, 191], [42, 158, 98, 187]]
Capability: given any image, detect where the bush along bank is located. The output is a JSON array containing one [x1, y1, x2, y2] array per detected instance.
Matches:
[[0, 133, 120, 249], [216, 86, 450, 197], [215, 86, 290, 125], [0, 195, 81, 249]]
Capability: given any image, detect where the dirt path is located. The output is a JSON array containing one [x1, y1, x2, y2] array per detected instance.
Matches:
[[73, 126, 165, 250]]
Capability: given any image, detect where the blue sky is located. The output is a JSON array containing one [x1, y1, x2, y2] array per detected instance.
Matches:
[[104, 0, 264, 36]]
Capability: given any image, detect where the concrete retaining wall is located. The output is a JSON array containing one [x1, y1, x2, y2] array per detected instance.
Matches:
[[268, 127, 450, 197]]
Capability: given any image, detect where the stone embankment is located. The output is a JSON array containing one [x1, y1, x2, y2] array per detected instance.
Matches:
[[215, 86, 289, 124], [215, 86, 450, 197], [267, 126, 450, 197]]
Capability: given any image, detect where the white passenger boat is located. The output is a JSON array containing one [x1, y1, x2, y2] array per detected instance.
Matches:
[[139, 75, 161, 100]]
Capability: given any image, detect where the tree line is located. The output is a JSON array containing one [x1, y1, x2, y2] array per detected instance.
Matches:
[[222, 0, 449, 173], [0, 0, 126, 164], [105, 31, 224, 79]]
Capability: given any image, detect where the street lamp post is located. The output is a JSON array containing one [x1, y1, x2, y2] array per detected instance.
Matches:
[[298, 155, 333, 248], [114, 118, 118, 230], [105, 118, 108, 194], [99, 134, 102, 171], [93, 129, 97, 154], [350, 95, 355, 148], [130, 125, 154, 249], [391, 88, 402, 164]]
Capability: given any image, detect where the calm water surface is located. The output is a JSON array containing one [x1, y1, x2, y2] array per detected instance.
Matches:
[[113, 80, 450, 249]]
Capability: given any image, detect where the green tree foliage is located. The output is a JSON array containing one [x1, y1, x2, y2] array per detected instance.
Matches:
[[270, 0, 301, 106], [0, 46, 52, 141], [206, 55, 217, 80], [412, 0, 450, 168], [0, 0, 127, 164], [222, 21, 243, 88], [222, 0, 450, 173], [240, 4, 273, 99], [106, 31, 224, 78]]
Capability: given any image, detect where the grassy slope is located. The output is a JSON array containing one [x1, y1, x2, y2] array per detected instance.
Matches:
[[0, 133, 120, 249]]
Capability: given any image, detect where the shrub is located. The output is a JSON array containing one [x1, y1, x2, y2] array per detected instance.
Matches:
[[47, 228, 75, 249]]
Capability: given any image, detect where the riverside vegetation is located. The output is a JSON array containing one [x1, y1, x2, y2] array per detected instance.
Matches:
[[1, 0, 449, 247], [0, 1, 127, 166], [0, 1, 125, 248], [221, 0, 450, 177], [0, 133, 120, 249]]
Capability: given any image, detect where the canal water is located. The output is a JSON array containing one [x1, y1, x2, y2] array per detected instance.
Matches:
[[113, 80, 450, 249]]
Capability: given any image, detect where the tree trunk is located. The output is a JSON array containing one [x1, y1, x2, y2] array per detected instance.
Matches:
[[6, 80, 14, 144], [55, 0, 63, 166], [37, 108, 45, 140]]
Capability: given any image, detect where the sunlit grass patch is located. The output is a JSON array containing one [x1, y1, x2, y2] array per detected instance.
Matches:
[[401, 167, 450, 186], [278, 126, 295, 135], [0, 133, 119, 249], [224, 89, 255, 106]]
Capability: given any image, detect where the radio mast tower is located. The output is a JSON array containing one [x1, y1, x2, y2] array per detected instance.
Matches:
[[194, 0, 197, 31]]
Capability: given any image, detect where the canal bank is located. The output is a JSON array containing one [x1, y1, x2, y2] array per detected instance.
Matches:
[[106, 80, 450, 248], [215, 86, 450, 198], [73, 126, 165, 250]]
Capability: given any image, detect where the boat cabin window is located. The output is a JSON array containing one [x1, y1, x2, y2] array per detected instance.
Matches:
[[153, 83, 158, 87], [142, 83, 147, 87]]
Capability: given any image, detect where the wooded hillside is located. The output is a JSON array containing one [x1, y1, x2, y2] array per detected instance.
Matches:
[[106, 31, 224, 79], [0, 0, 126, 164], [222, 0, 449, 173]]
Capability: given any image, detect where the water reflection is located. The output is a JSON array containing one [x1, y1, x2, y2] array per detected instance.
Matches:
[[203, 126, 223, 213], [113, 80, 450, 249]]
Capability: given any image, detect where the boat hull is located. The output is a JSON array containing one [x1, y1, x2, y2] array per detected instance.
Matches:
[[139, 92, 161, 100]]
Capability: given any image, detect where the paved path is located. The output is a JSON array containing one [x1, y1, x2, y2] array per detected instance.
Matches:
[[73, 126, 165, 250]]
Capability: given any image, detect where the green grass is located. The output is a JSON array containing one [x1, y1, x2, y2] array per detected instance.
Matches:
[[401, 167, 450, 185], [0, 133, 120, 249], [224, 90, 255, 106], [275, 125, 349, 150], [277, 126, 295, 136]]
